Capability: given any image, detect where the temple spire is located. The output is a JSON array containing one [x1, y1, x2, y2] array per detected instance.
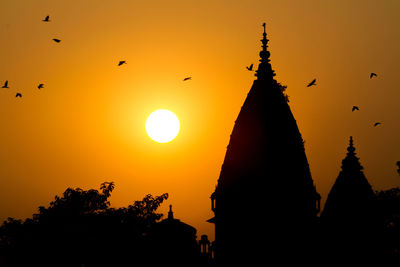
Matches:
[[347, 136, 355, 155], [256, 23, 275, 79], [342, 136, 363, 172], [168, 205, 174, 220], [260, 23, 269, 64]]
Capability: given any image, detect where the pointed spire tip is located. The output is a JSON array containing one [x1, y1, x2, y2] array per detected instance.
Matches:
[[347, 136, 355, 154]]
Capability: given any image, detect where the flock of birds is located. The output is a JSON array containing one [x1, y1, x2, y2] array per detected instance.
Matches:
[[245, 63, 382, 128], [304, 73, 382, 127], [1, 16, 55, 98], [1, 80, 43, 98], [247, 63, 398, 173], [1, 15, 192, 99]]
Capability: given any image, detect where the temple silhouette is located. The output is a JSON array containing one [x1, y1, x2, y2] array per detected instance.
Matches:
[[320, 136, 380, 264], [206, 24, 391, 266], [209, 23, 320, 265]]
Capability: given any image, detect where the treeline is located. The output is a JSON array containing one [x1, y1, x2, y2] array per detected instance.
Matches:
[[0, 182, 204, 266]]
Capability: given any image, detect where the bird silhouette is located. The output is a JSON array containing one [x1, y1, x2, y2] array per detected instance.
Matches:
[[183, 77, 192, 81], [15, 93, 22, 98], [42, 15, 50, 22], [246, 64, 253, 71], [118, 61, 126, 66], [352, 106, 359, 112], [52, 39, 61, 43], [307, 79, 316, 87], [38, 84, 44, 89], [370, 72, 377, 79], [373, 122, 382, 127], [2, 80, 9, 88]]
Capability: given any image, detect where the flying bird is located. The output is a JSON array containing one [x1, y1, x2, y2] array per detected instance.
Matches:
[[52, 38, 61, 43], [370, 72, 377, 79], [2, 80, 9, 88], [42, 15, 50, 22], [15, 93, 22, 98], [307, 79, 316, 87], [352, 106, 359, 112], [373, 122, 382, 127], [183, 77, 192, 81], [38, 84, 44, 89], [246, 64, 253, 71], [118, 61, 126, 66]]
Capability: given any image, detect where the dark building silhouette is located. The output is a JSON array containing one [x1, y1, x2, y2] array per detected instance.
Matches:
[[209, 24, 320, 265], [199, 234, 215, 265], [320, 136, 379, 263], [152, 205, 200, 265]]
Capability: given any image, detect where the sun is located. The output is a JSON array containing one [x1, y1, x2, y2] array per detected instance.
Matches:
[[146, 109, 180, 143]]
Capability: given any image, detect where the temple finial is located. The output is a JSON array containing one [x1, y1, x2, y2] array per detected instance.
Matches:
[[347, 136, 356, 155], [260, 22, 269, 63], [168, 204, 174, 220], [256, 22, 275, 79], [341, 136, 363, 171]]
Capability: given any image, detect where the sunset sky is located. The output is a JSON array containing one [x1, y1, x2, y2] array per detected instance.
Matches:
[[1, 0, 399, 239]]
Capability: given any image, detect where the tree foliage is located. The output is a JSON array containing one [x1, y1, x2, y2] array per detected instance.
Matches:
[[0, 182, 177, 266], [375, 187, 400, 260], [278, 82, 289, 103]]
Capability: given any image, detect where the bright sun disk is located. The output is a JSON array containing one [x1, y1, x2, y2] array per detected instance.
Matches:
[[146, 109, 180, 143]]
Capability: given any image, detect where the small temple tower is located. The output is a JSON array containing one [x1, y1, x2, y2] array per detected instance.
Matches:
[[153, 205, 199, 265], [321, 137, 378, 262], [209, 24, 320, 265]]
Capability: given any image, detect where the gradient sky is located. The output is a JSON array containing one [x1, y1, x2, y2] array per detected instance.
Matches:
[[1, 0, 399, 239]]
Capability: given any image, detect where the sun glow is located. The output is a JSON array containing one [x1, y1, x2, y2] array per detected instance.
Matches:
[[146, 109, 180, 143]]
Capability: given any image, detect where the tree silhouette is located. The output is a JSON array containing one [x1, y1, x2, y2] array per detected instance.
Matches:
[[376, 187, 400, 262], [0, 183, 195, 266], [278, 82, 289, 102]]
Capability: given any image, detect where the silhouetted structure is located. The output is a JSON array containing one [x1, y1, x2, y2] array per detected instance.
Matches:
[[198, 234, 215, 266], [209, 24, 320, 265], [320, 136, 379, 264], [152, 205, 200, 265]]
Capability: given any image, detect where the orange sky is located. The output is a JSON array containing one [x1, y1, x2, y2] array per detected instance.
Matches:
[[1, 0, 399, 239]]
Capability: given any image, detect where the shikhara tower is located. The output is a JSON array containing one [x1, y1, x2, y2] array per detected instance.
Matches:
[[320, 137, 378, 263], [210, 24, 320, 265]]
